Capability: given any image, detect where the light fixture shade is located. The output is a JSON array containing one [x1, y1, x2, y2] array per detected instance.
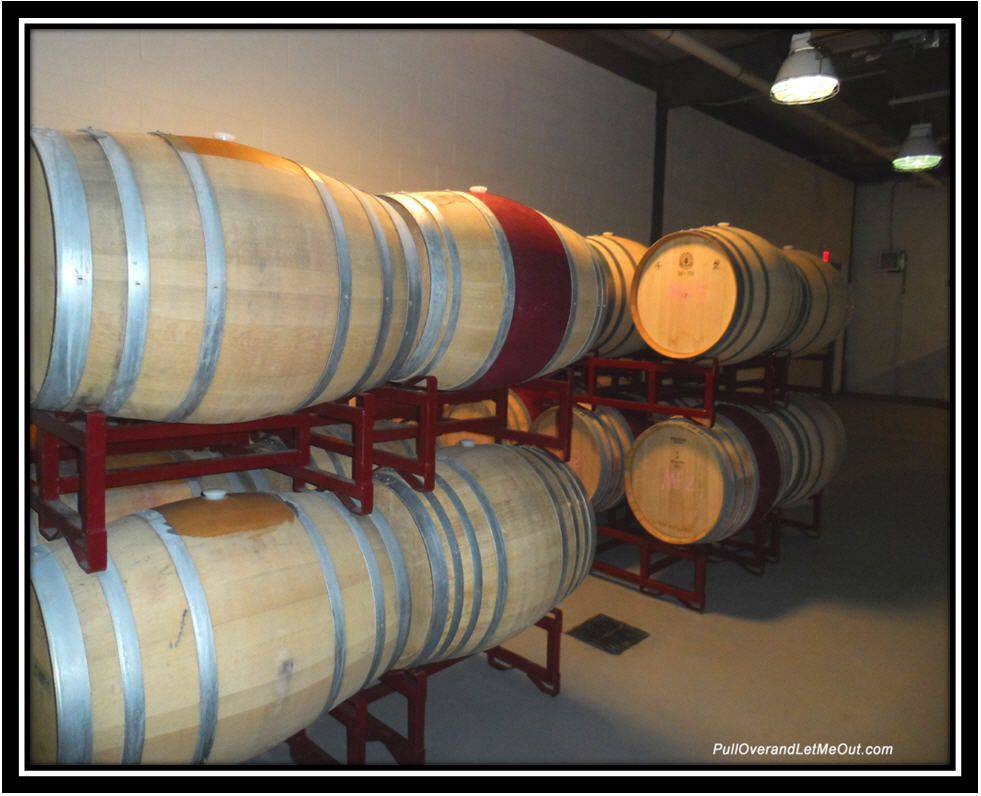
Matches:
[[770, 32, 840, 105], [892, 123, 943, 172]]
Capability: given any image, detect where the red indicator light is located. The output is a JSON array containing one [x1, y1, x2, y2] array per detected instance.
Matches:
[[822, 250, 831, 262]]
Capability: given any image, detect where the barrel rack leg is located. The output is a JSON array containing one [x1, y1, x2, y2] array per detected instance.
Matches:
[[708, 516, 782, 575], [30, 412, 110, 572], [773, 492, 824, 539], [486, 608, 562, 696], [286, 610, 562, 766], [768, 518, 782, 561], [285, 729, 338, 765], [591, 524, 708, 612], [592, 513, 792, 606], [325, 669, 436, 765]]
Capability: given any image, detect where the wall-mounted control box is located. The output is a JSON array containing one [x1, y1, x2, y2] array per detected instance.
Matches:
[[879, 249, 907, 273]]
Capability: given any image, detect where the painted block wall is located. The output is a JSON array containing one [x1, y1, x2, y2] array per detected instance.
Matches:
[[845, 181, 950, 402], [29, 28, 657, 241], [662, 107, 855, 260]]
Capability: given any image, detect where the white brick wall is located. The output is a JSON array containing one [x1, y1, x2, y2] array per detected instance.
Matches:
[[29, 28, 658, 241]]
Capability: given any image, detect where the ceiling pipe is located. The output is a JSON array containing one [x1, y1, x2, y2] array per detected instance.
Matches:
[[887, 89, 950, 106], [649, 29, 943, 186]]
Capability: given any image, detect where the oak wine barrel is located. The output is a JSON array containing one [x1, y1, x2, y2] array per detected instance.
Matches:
[[531, 404, 634, 511], [631, 223, 804, 364], [624, 407, 778, 545], [738, 394, 846, 507], [779, 246, 852, 355], [30, 128, 420, 423], [30, 445, 594, 764], [380, 189, 605, 390], [586, 232, 648, 357]]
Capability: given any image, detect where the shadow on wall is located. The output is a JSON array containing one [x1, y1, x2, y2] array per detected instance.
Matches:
[[600, 397, 950, 622], [846, 344, 951, 403]]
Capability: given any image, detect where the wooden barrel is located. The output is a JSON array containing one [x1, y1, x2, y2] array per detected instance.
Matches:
[[715, 404, 782, 528], [729, 404, 799, 506], [738, 394, 846, 507], [779, 247, 852, 355], [437, 390, 532, 447], [631, 223, 804, 364], [380, 189, 604, 390], [586, 232, 648, 356], [372, 444, 594, 670], [30, 444, 592, 764], [535, 213, 607, 375], [510, 386, 549, 422], [625, 406, 782, 544], [531, 405, 634, 511], [30, 128, 419, 423]]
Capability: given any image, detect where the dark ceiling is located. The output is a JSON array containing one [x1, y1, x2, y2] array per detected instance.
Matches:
[[529, 27, 953, 183]]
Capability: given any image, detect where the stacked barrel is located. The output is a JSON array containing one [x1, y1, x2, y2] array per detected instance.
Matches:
[[586, 233, 648, 357], [29, 130, 626, 422], [28, 126, 854, 766], [30, 131, 417, 423], [625, 394, 846, 544], [531, 404, 635, 511], [606, 221, 851, 543], [513, 391, 845, 545], [30, 444, 594, 764], [28, 128, 614, 764], [630, 223, 851, 365]]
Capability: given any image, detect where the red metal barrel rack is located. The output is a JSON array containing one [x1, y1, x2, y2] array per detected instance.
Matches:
[[28, 373, 575, 574], [572, 351, 822, 612], [286, 610, 562, 766]]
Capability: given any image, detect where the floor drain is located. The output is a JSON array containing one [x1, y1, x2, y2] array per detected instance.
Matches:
[[567, 614, 649, 655]]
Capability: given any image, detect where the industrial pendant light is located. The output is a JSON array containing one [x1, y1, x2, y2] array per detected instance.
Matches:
[[770, 32, 840, 105], [892, 122, 943, 172]]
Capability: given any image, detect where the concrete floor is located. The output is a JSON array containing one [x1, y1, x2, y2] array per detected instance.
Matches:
[[251, 397, 951, 766]]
